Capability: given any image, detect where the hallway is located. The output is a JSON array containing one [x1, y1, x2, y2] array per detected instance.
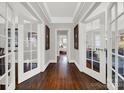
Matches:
[[16, 55, 107, 90], [0, 2, 124, 90]]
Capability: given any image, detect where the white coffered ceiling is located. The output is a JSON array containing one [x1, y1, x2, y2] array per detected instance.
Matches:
[[42, 2, 81, 23]]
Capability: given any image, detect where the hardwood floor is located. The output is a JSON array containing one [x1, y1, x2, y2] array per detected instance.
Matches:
[[16, 55, 107, 90]]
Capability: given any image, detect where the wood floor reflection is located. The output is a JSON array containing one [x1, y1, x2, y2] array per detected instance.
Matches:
[[16, 55, 107, 90]]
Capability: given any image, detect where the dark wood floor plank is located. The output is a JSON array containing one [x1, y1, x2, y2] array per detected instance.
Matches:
[[16, 55, 107, 90]]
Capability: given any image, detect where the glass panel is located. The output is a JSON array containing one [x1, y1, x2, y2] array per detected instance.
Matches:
[[24, 63, 31, 73], [8, 54, 12, 70], [111, 22, 116, 53], [112, 70, 115, 85], [93, 61, 100, 72], [86, 32, 92, 59], [0, 57, 5, 76], [8, 71, 12, 87], [118, 76, 124, 90], [0, 74, 5, 89], [32, 51, 37, 59], [15, 29, 18, 47], [31, 32, 37, 50], [32, 24, 37, 32], [117, 14, 124, 31], [112, 54, 115, 69], [32, 61, 37, 69], [24, 41, 31, 51], [8, 22, 12, 53], [117, 3, 124, 16], [93, 31, 100, 62], [0, 37, 5, 55], [111, 4, 116, 21], [86, 59, 92, 69], [0, 15, 6, 36], [118, 56, 124, 77], [118, 34, 124, 56], [24, 24, 31, 40], [24, 52, 31, 60], [86, 50, 92, 59]]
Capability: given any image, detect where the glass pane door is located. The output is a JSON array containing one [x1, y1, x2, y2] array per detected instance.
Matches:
[[18, 21, 39, 83], [86, 31, 101, 72], [0, 3, 15, 90], [108, 2, 124, 90], [85, 12, 106, 84], [0, 3, 6, 90]]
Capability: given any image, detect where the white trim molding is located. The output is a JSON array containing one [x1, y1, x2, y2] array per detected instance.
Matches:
[[55, 28, 71, 63]]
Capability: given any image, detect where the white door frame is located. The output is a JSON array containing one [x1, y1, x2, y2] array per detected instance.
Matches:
[[55, 28, 71, 63], [81, 12, 106, 84], [107, 2, 124, 90], [18, 23, 43, 83], [0, 3, 15, 90]]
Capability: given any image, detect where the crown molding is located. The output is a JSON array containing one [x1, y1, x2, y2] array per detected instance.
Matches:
[[22, 2, 44, 23], [37, 2, 51, 23], [72, 2, 82, 20], [79, 2, 101, 22], [43, 2, 52, 17]]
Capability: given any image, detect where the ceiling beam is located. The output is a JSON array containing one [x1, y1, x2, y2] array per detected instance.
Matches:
[[23, 2, 44, 23], [36, 2, 51, 23], [79, 2, 101, 22]]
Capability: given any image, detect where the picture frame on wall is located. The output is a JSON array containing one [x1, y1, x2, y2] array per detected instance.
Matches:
[[45, 25, 50, 50], [74, 24, 79, 49]]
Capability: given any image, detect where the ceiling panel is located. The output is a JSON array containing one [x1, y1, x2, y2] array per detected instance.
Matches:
[[45, 2, 78, 17]]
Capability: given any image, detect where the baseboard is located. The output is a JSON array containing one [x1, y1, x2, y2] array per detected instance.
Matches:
[[74, 61, 83, 72], [49, 60, 57, 63], [107, 79, 115, 90], [42, 62, 50, 72], [69, 60, 76, 63]]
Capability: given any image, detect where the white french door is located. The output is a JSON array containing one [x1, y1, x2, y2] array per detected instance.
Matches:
[[18, 22, 43, 83], [84, 12, 106, 84], [107, 2, 124, 90], [0, 3, 15, 90]]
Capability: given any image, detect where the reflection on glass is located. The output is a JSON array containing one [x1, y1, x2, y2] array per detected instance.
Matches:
[[24, 63, 31, 73], [93, 50, 100, 61], [32, 32, 37, 50], [86, 32, 92, 59], [118, 76, 124, 90], [8, 55, 12, 70], [118, 35, 124, 55], [0, 57, 5, 76], [93, 32, 100, 62], [0, 37, 5, 54], [112, 70, 115, 85], [118, 56, 124, 77], [8, 71, 12, 87], [32, 63, 37, 69], [86, 60, 92, 69], [0, 15, 6, 77], [93, 61, 100, 72], [112, 54, 115, 69], [87, 50, 92, 59], [24, 24, 31, 40]]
